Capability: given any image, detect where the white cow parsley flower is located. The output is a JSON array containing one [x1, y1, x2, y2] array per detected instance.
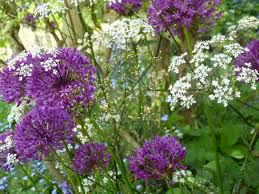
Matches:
[[102, 18, 155, 50], [167, 17, 258, 110], [169, 74, 196, 110], [33, 2, 66, 19], [169, 53, 187, 74]]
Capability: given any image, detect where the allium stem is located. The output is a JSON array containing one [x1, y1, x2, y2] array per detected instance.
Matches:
[[50, 147, 79, 194]]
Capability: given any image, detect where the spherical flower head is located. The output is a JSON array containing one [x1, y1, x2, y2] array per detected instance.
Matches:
[[147, 0, 221, 35], [0, 131, 17, 171], [27, 48, 96, 112], [129, 136, 186, 182], [72, 143, 110, 175], [234, 40, 259, 76], [14, 106, 75, 161], [107, 0, 141, 16]]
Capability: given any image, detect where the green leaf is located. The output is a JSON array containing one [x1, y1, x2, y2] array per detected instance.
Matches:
[[166, 188, 182, 194], [220, 123, 242, 147], [224, 145, 247, 159]]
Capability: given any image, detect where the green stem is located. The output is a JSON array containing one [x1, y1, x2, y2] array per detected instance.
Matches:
[[183, 28, 193, 54], [50, 147, 79, 194], [19, 165, 40, 193], [205, 106, 224, 194]]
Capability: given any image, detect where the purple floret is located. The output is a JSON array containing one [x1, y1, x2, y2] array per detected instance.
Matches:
[[72, 143, 110, 175], [107, 0, 141, 15], [129, 136, 186, 181], [24, 13, 36, 28], [14, 106, 75, 161], [147, 0, 221, 35]]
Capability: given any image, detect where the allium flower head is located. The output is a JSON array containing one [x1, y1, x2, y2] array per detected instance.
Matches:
[[234, 40, 259, 75], [0, 131, 17, 170], [147, 0, 221, 35], [107, 0, 141, 15], [72, 143, 110, 175], [14, 106, 75, 160], [27, 48, 96, 111], [129, 136, 186, 181]]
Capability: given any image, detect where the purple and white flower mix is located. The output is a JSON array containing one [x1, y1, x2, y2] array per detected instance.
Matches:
[[0, 48, 96, 111], [0, 131, 17, 170], [234, 40, 259, 80], [0, 0, 257, 192], [129, 136, 186, 181]]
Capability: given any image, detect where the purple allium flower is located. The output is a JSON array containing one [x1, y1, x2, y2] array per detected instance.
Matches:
[[107, 0, 141, 15], [27, 48, 96, 111], [0, 131, 17, 171], [14, 106, 75, 160], [0, 52, 38, 103], [129, 136, 186, 181], [147, 0, 221, 35], [234, 40, 259, 77], [72, 143, 110, 175], [24, 13, 36, 29]]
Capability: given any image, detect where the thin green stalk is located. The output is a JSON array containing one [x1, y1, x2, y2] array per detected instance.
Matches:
[[205, 106, 224, 194], [19, 165, 40, 193], [50, 147, 79, 194], [183, 28, 193, 54]]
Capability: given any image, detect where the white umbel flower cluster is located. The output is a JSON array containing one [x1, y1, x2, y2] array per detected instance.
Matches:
[[228, 16, 259, 38], [0, 135, 13, 152], [33, 2, 66, 19], [7, 101, 30, 124], [73, 118, 94, 144], [168, 74, 195, 110], [0, 134, 18, 168], [172, 170, 194, 184], [78, 176, 94, 193], [208, 77, 241, 107], [6, 153, 18, 167], [77, 32, 92, 53], [102, 18, 155, 50], [169, 53, 187, 74], [168, 17, 259, 110]]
